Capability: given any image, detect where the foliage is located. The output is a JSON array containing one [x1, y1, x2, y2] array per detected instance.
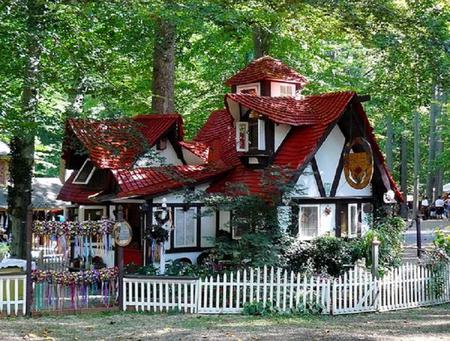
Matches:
[[0, 243, 9, 261], [433, 228, 450, 256], [361, 212, 406, 269], [291, 300, 324, 316], [423, 247, 450, 299], [242, 301, 278, 316], [286, 236, 360, 277]]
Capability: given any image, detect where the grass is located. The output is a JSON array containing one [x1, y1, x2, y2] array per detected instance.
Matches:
[[0, 304, 449, 340]]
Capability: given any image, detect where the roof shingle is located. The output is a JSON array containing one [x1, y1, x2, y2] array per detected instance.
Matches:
[[225, 56, 308, 87]]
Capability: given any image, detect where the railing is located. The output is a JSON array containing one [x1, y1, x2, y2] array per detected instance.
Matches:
[[0, 274, 26, 316]]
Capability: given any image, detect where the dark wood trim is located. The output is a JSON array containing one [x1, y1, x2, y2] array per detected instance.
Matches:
[[335, 202, 342, 238], [215, 210, 220, 235], [152, 202, 204, 208], [166, 246, 208, 254], [291, 197, 374, 204], [330, 141, 347, 197], [356, 94, 371, 102], [169, 206, 175, 250], [310, 157, 326, 197], [196, 206, 201, 248]]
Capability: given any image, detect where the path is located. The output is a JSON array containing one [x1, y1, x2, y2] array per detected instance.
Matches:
[[402, 218, 449, 262], [0, 304, 449, 340]]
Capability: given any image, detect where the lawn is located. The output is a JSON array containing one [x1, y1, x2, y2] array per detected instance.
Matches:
[[1, 304, 449, 340]]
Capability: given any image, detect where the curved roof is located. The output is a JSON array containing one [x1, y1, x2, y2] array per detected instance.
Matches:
[[225, 56, 308, 87]]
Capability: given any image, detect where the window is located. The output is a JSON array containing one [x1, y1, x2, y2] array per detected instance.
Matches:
[[258, 119, 266, 150], [73, 159, 96, 184], [236, 83, 260, 96], [279, 84, 295, 97], [174, 207, 197, 248], [299, 205, 319, 239], [348, 204, 358, 237], [236, 122, 249, 152], [79, 206, 106, 222], [361, 203, 373, 235], [156, 137, 167, 150]]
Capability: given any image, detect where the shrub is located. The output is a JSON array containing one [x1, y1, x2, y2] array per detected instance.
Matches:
[[286, 236, 359, 277], [0, 243, 9, 261], [242, 301, 278, 316], [433, 228, 450, 255]]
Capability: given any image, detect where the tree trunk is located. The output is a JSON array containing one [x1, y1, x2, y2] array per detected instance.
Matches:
[[434, 87, 444, 198], [400, 131, 408, 218], [413, 110, 420, 217], [252, 26, 272, 59], [426, 84, 439, 201], [151, 15, 176, 114], [8, 0, 43, 259], [385, 112, 394, 170]]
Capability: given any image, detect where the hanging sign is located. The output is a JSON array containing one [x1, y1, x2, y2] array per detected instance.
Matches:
[[343, 137, 374, 190], [113, 221, 132, 247]]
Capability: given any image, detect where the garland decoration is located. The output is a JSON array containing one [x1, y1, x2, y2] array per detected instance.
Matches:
[[32, 267, 119, 285], [32, 219, 114, 237], [32, 267, 119, 310]]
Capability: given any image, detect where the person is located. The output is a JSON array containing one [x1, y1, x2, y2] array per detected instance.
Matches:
[[421, 196, 429, 220], [435, 196, 445, 219], [445, 196, 450, 219]]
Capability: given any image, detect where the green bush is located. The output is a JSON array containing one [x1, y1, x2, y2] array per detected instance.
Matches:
[[433, 228, 450, 255], [242, 301, 278, 316], [0, 243, 9, 261], [286, 236, 359, 277]]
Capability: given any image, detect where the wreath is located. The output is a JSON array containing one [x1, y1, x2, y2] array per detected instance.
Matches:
[[145, 225, 169, 243]]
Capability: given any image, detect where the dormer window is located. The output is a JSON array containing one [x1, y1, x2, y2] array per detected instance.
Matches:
[[73, 159, 96, 185], [236, 116, 266, 153], [236, 83, 260, 96], [280, 84, 295, 97], [236, 122, 249, 152]]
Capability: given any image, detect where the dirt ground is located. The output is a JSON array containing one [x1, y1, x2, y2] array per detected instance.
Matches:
[[0, 304, 449, 340]]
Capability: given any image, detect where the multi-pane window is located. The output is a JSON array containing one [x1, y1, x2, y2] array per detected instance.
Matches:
[[236, 122, 249, 152], [299, 205, 319, 239], [279, 84, 295, 97], [174, 207, 197, 248]]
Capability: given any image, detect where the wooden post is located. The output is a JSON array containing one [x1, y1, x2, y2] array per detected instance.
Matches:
[[415, 215, 422, 258], [117, 205, 124, 310], [371, 236, 381, 278], [25, 206, 33, 316]]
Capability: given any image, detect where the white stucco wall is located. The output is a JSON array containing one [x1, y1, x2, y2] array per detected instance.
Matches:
[[295, 164, 320, 197], [315, 125, 345, 196], [335, 171, 372, 197], [182, 148, 205, 165], [274, 124, 291, 151]]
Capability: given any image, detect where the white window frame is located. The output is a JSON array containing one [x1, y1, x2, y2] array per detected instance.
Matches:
[[348, 203, 358, 238], [174, 207, 197, 248], [73, 159, 96, 185], [258, 119, 266, 150], [279, 84, 295, 97], [79, 205, 107, 222], [236, 82, 261, 96], [298, 204, 320, 240], [361, 203, 373, 235], [236, 121, 249, 152]]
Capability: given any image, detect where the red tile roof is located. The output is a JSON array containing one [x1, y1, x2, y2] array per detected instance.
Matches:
[[112, 164, 231, 198], [57, 170, 111, 204], [211, 91, 402, 201], [133, 114, 183, 145], [225, 56, 308, 87], [194, 109, 241, 167], [63, 114, 183, 170], [179, 141, 209, 162]]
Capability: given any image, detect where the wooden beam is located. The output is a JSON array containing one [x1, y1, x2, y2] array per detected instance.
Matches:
[[310, 157, 326, 197], [356, 94, 371, 102]]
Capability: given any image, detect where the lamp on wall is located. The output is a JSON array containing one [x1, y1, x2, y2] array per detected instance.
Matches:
[[249, 110, 259, 119]]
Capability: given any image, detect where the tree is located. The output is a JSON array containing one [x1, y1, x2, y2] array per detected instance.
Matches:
[[7, 0, 45, 258], [151, 2, 176, 114]]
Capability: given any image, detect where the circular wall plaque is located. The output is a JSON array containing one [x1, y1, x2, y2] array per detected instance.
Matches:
[[113, 221, 132, 247], [343, 137, 374, 190]]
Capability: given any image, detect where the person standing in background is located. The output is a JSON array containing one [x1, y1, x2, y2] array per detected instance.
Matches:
[[435, 196, 445, 219], [421, 196, 429, 220]]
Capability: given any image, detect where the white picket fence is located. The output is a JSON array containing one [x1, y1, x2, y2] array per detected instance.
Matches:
[[123, 263, 450, 315], [0, 274, 27, 316], [123, 276, 198, 313]]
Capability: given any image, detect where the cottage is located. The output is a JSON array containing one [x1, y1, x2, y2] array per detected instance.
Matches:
[[57, 56, 401, 266]]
